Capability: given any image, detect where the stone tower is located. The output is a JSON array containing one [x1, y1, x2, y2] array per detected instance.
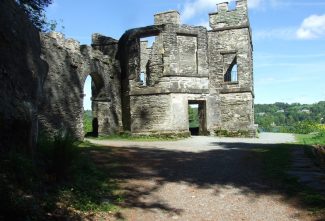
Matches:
[[208, 0, 256, 136]]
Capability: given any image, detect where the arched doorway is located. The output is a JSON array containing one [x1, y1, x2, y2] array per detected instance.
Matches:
[[83, 73, 105, 137]]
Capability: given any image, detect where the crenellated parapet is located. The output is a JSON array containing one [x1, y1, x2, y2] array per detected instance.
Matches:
[[209, 0, 248, 30]]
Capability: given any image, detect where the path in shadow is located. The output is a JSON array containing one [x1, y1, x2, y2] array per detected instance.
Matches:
[[86, 141, 324, 220]]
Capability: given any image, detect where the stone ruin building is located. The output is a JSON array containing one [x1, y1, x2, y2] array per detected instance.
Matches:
[[118, 0, 255, 137], [0, 0, 255, 151]]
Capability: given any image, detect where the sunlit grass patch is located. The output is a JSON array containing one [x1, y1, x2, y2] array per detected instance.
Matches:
[[253, 144, 325, 215], [296, 132, 325, 146]]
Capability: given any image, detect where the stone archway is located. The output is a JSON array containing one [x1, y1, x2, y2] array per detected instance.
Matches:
[[39, 33, 122, 140], [83, 72, 105, 137]]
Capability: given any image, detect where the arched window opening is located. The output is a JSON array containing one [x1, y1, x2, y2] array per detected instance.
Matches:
[[83, 75, 93, 136], [231, 64, 238, 82], [224, 58, 238, 82], [83, 73, 104, 137], [140, 71, 146, 86]]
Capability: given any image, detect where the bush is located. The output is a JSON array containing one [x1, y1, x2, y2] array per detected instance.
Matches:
[[0, 131, 120, 220], [281, 121, 325, 135], [37, 131, 78, 181]]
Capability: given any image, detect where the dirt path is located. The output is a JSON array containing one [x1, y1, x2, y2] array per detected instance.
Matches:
[[87, 133, 316, 221]]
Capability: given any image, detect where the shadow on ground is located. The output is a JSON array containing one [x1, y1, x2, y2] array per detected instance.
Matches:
[[85, 141, 325, 220]]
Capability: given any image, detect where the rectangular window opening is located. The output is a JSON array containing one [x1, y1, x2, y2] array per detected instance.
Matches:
[[139, 36, 157, 86]]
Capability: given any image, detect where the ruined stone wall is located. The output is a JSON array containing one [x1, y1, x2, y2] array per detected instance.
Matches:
[[0, 0, 47, 152], [119, 12, 211, 135], [219, 93, 254, 131], [39, 33, 121, 139]]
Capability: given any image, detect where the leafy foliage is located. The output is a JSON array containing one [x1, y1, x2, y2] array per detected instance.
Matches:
[[255, 101, 325, 133], [188, 106, 199, 128], [16, 0, 53, 31], [83, 110, 93, 133]]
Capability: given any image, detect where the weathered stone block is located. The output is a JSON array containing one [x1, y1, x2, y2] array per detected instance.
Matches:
[[154, 11, 180, 25]]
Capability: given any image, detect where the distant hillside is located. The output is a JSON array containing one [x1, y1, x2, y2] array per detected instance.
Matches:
[[255, 101, 325, 132]]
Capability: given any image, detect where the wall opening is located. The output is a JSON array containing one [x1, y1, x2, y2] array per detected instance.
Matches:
[[228, 1, 236, 11], [188, 100, 207, 136], [83, 73, 104, 137], [224, 57, 238, 82], [139, 36, 156, 86]]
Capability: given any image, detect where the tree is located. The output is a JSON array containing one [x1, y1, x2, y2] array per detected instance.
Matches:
[[16, 0, 53, 31]]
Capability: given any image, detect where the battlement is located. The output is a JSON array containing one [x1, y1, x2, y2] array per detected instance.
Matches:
[[154, 10, 180, 25], [216, 0, 247, 12], [209, 0, 248, 30], [217, 2, 229, 12]]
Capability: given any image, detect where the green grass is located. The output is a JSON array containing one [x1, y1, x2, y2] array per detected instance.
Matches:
[[0, 135, 122, 220], [253, 144, 325, 215], [296, 132, 325, 146]]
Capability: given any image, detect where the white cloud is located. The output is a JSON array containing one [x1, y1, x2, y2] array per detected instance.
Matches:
[[248, 0, 263, 8], [182, 0, 224, 21], [270, 1, 325, 7], [296, 14, 325, 40], [255, 14, 325, 41]]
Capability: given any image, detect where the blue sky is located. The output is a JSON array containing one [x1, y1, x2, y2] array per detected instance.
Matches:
[[45, 0, 325, 109]]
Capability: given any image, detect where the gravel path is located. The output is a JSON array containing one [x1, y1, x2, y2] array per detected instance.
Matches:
[[90, 133, 296, 152], [87, 133, 315, 221]]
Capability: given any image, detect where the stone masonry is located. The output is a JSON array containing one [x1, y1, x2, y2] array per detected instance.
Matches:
[[0, 0, 255, 145], [39, 33, 122, 139], [0, 0, 47, 152], [118, 0, 256, 137]]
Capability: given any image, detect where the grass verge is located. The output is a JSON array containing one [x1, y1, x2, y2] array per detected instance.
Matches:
[[0, 135, 122, 220], [253, 144, 325, 216], [296, 132, 325, 146]]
